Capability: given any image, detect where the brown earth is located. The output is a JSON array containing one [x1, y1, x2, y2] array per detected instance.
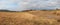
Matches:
[[0, 10, 60, 25]]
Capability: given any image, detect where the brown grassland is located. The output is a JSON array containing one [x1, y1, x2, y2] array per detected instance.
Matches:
[[0, 10, 60, 25]]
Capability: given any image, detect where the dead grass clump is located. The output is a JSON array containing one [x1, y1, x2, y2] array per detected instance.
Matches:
[[0, 12, 36, 25], [0, 12, 59, 25], [56, 11, 60, 16], [57, 20, 60, 22], [31, 17, 58, 25]]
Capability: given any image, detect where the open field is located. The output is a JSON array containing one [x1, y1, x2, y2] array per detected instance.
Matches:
[[0, 10, 60, 25]]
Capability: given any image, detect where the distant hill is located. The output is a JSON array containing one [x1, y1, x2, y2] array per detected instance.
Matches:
[[0, 10, 10, 11], [0, 10, 17, 12]]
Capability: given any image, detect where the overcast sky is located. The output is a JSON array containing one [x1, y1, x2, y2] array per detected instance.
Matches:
[[0, 0, 60, 11]]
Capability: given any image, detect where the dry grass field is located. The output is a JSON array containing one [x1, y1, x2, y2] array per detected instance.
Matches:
[[0, 10, 60, 25]]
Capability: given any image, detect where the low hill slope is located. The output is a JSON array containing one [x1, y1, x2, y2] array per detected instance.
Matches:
[[0, 10, 59, 25]]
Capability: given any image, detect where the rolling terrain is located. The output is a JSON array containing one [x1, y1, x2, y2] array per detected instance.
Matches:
[[0, 10, 60, 25]]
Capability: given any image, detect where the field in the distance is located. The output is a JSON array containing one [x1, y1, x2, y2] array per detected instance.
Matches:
[[0, 10, 60, 25]]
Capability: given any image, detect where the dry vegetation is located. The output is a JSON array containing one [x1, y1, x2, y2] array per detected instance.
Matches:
[[0, 10, 60, 25]]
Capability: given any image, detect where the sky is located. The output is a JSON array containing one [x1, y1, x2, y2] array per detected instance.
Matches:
[[0, 0, 60, 11]]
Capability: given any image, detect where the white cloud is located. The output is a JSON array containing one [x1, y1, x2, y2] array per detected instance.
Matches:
[[0, 0, 60, 11]]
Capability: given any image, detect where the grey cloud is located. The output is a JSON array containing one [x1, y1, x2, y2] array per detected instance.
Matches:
[[10, 0, 60, 11], [0, 0, 60, 11]]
